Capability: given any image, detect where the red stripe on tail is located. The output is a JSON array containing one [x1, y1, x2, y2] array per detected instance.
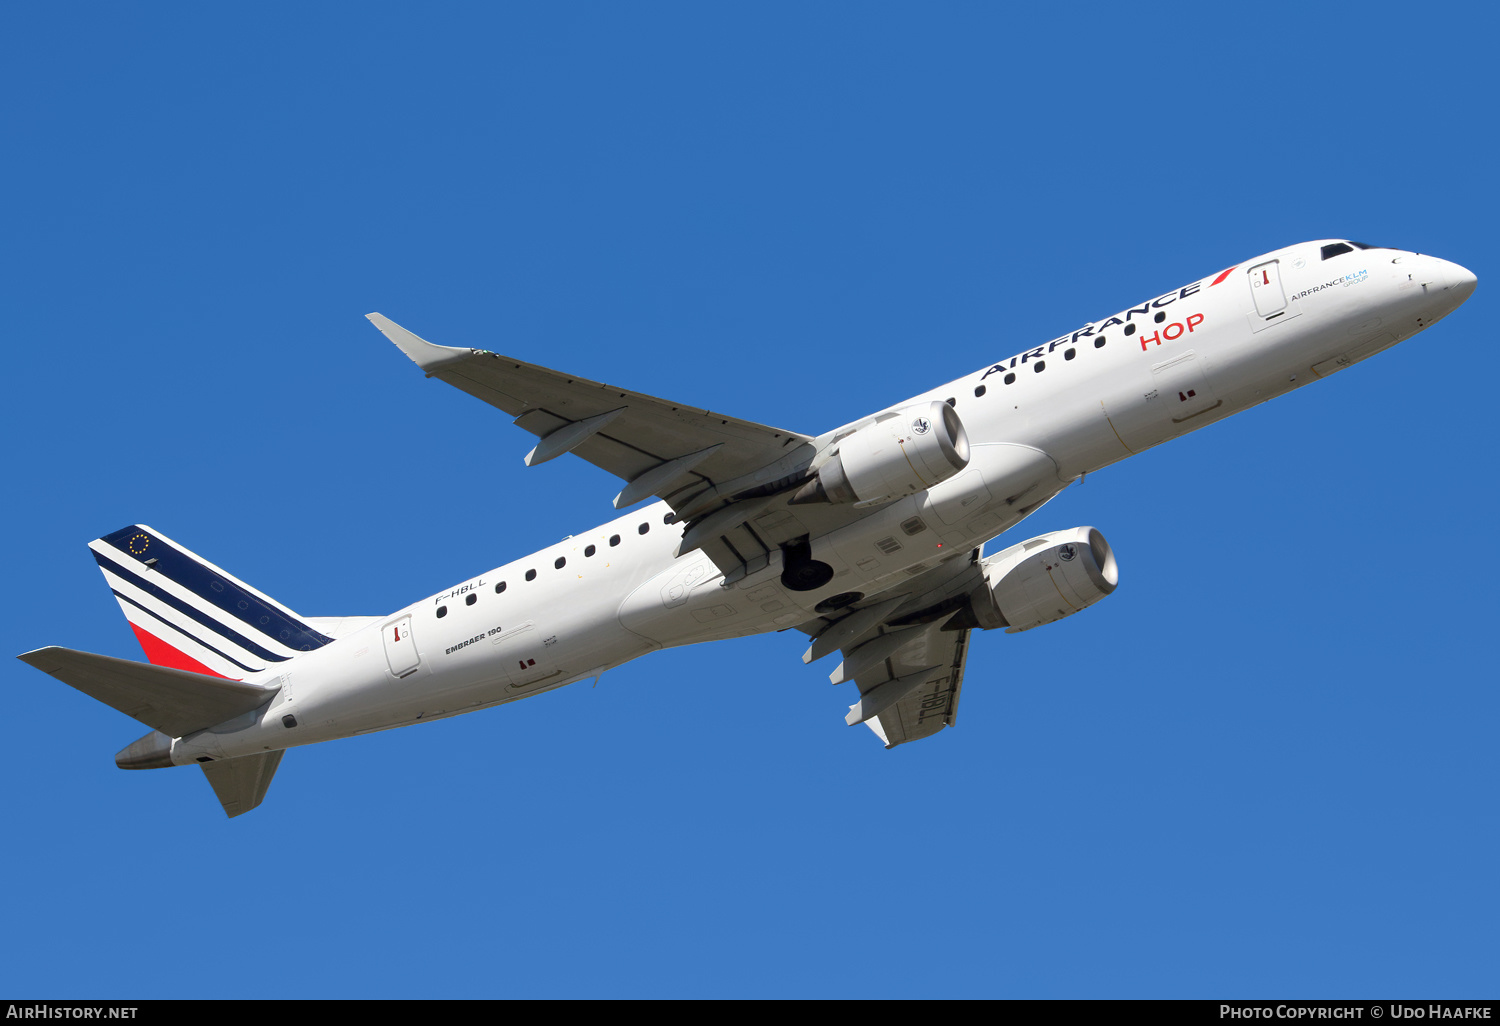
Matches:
[[129, 623, 234, 679]]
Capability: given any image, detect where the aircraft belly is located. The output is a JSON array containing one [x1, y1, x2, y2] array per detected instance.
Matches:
[[1008, 391, 1125, 476], [618, 556, 800, 646]]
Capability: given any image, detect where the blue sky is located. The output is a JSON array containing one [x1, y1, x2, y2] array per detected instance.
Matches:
[[3, 3, 1496, 999]]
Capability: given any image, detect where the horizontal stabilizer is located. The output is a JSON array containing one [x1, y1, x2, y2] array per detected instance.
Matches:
[[201, 750, 284, 818], [17, 647, 280, 738]]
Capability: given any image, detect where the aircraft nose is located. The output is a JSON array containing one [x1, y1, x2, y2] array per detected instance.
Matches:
[[1444, 259, 1478, 305], [1413, 254, 1477, 317]]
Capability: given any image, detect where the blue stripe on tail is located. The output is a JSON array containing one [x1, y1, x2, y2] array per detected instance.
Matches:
[[109, 589, 266, 674], [93, 551, 291, 663], [97, 526, 334, 652]]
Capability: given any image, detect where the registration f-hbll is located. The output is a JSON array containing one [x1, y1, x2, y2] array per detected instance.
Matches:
[[20, 240, 1476, 816]]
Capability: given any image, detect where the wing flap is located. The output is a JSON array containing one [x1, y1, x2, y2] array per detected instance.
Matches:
[[867, 626, 969, 747], [795, 551, 984, 748], [845, 667, 940, 725]]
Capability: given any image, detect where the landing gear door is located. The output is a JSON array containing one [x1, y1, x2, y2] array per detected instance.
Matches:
[[383, 616, 421, 678]]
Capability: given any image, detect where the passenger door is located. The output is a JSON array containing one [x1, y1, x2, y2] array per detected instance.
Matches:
[[1248, 260, 1288, 319]]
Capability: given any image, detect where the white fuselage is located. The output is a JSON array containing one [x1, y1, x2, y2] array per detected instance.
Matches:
[[171, 241, 1475, 764]]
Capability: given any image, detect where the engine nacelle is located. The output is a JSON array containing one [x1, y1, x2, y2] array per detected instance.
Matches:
[[791, 401, 969, 506], [955, 526, 1118, 633]]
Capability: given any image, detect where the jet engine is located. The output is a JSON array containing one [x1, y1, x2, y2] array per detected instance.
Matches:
[[791, 401, 970, 506], [946, 526, 1118, 633]]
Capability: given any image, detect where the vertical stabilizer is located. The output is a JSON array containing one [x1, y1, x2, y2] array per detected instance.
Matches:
[[89, 525, 333, 680], [201, 751, 285, 818]]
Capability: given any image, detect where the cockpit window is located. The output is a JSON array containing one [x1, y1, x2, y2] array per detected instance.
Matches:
[[1348, 241, 1377, 250], [1321, 243, 1353, 260]]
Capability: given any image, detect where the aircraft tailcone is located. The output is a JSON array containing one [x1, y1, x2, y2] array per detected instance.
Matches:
[[115, 730, 175, 770]]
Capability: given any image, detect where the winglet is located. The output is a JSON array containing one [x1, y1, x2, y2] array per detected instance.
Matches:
[[366, 313, 473, 376]]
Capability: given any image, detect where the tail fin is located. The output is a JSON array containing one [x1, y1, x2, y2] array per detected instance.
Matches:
[[89, 525, 332, 680]]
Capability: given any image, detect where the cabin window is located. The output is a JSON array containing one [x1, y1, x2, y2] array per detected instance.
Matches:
[[1124, 324, 1136, 336], [554, 557, 566, 569], [1321, 242, 1353, 260], [465, 593, 477, 606], [945, 397, 956, 407], [973, 385, 986, 397], [1004, 372, 1016, 385], [585, 544, 596, 557], [494, 581, 506, 594], [436, 606, 448, 618], [1154, 311, 1166, 323], [1065, 348, 1076, 360], [610, 535, 621, 547], [525, 569, 537, 581], [663, 512, 677, 524], [1033, 360, 1045, 373], [638, 523, 649, 535], [1095, 337, 1106, 348]]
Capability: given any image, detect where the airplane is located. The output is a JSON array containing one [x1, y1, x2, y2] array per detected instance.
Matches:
[[18, 240, 1476, 817]]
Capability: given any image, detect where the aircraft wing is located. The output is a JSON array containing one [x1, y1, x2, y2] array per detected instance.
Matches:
[[853, 618, 971, 748], [368, 314, 814, 517], [369, 315, 1051, 587], [798, 551, 982, 747]]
